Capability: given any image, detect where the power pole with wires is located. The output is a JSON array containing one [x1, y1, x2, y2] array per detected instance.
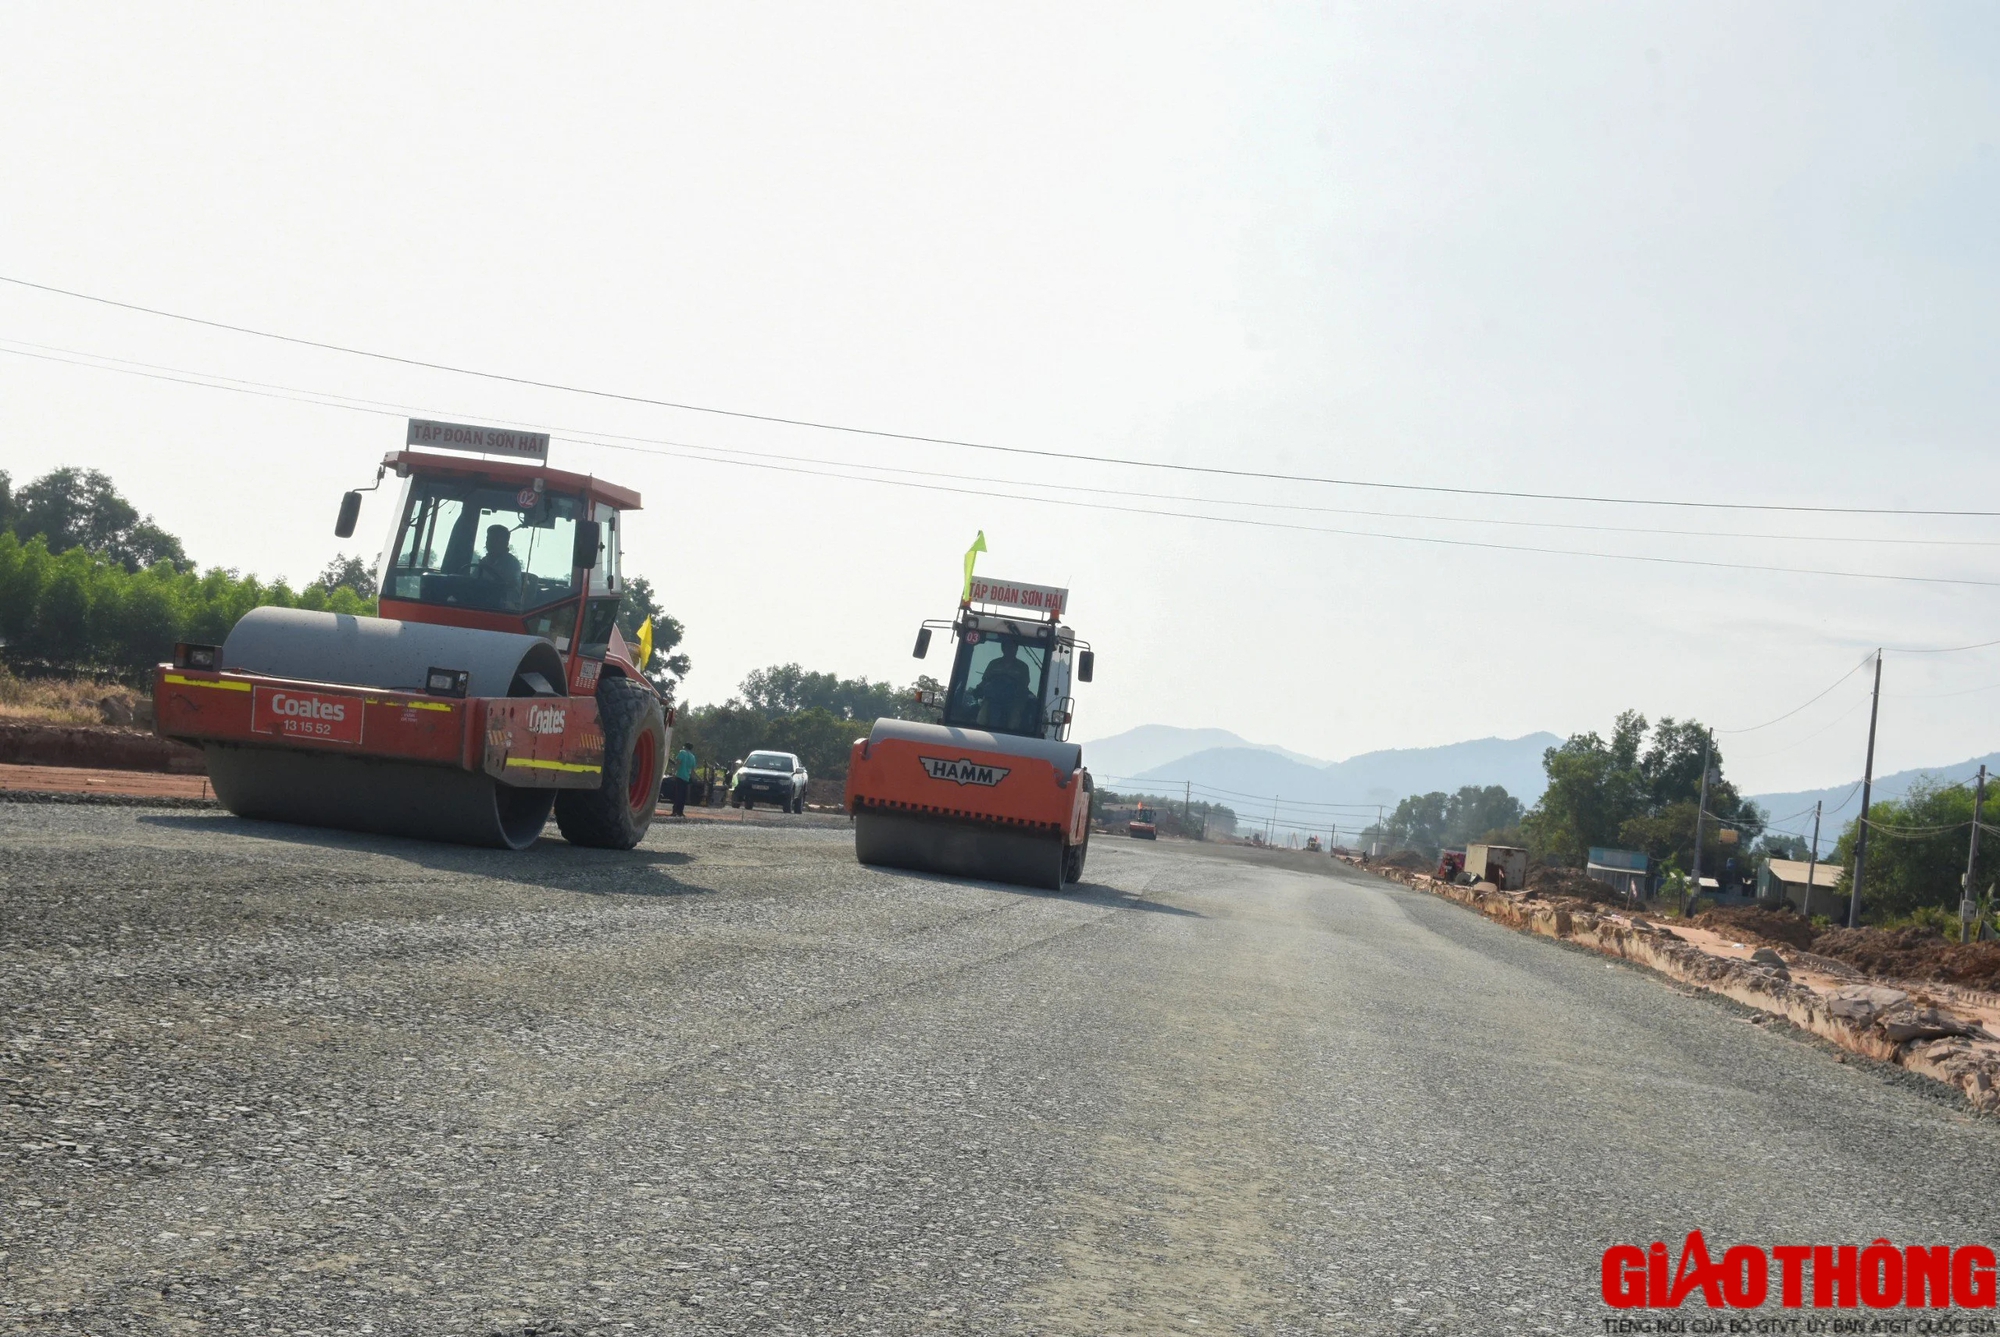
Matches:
[[1848, 649, 1884, 929], [1963, 765, 1987, 944], [1690, 729, 1713, 914], [1803, 801, 1822, 918], [1184, 781, 1192, 839]]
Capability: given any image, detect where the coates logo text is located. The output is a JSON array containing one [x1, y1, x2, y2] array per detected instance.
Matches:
[[271, 692, 345, 722], [252, 687, 363, 744], [1602, 1232, 1996, 1315], [526, 705, 567, 736], [920, 756, 1010, 786]]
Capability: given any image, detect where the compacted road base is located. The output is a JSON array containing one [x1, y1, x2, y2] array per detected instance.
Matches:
[[3, 805, 1997, 1336]]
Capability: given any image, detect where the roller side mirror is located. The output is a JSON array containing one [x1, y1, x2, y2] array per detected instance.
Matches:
[[334, 491, 362, 538], [913, 627, 931, 658], [573, 520, 602, 570], [1077, 649, 1095, 683]]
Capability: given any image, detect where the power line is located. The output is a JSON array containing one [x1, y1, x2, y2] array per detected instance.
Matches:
[[25, 335, 2000, 555], [24, 336, 2000, 550], [1715, 651, 1875, 734], [8, 271, 2000, 518], [15, 342, 2000, 591], [1886, 635, 2000, 655]]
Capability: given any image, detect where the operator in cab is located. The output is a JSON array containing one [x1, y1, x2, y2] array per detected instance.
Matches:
[[472, 523, 525, 608], [974, 640, 1036, 732]]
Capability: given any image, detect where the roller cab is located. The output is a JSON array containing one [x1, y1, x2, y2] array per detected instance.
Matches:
[[154, 425, 670, 850], [845, 570, 1096, 890]]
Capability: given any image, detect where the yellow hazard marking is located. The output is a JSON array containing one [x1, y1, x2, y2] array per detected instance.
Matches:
[[505, 757, 601, 774], [405, 701, 454, 712], [163, 674, 250, 692]]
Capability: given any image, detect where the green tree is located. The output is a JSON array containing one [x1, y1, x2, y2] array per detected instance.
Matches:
[[1376, 784, 1527, 853], [11, 467, 186, 570], [740, 663, 907, 720], [1829, 779, 1980, 924], [762, 707, 869, 778], [1445, 785, 1524, 844], [616, 575, 690, 702], [314, 554, 379, 601], [1383, 791, 1451, 853], [674, 703, 769, 775], [674, 662, 948, 781], [1523, 710, 1760, 869], [0, 530, 378, 676]]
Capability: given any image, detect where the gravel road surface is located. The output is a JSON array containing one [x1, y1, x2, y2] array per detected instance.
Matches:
[[4, 803, 1997, 1335]]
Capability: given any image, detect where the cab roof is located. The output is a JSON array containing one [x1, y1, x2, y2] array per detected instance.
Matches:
[[383, 450, 643, 511]]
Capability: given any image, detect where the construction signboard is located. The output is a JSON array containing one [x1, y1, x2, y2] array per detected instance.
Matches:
[[406, 419, 551, 463], [967, 577, 1067, 616]]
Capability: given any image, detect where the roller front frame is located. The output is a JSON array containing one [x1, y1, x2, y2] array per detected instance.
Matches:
[[844, 730, 1092, 888], [154, 666, 606, 790]]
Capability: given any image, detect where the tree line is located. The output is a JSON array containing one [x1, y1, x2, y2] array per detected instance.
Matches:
[[673, 663, 944, 782], [1366, 707, 1986, 931]]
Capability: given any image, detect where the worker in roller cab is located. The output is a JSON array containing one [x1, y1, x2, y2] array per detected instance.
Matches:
[[975, 639, 1035, 732], [473, 523, 525, 608]]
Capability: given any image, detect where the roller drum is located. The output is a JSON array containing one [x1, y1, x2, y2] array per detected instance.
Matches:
[[205, 744, 556, 850], [854, 810, 1066, 891], [207, 607, 570, 849], [221, 606, 566, 699]]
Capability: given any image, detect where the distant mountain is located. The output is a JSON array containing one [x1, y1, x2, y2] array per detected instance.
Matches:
[[1749, 751, 2000, 855], [1115, 732, 1562, 832], [1079, 724, 1328, 780]]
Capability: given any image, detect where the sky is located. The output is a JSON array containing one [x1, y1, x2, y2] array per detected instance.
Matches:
[[2, 2, 1997, 809]]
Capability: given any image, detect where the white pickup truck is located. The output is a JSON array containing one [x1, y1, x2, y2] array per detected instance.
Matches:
[[730, 750, 809, 813]]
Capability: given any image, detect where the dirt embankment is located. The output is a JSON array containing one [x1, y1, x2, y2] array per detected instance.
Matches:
[[1527, 866, 1623, 904], [1690, 906, 2000, 992], [0, 722, 204, 775], [1810, 927, 2000, 993], [1690, 905, 1821, 951]]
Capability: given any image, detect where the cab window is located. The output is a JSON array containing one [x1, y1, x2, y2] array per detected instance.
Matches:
[[386, 480, 581, 612], [944, 633, 1047, 736]]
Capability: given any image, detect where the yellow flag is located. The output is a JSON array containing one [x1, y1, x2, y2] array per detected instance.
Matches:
[[961, 531, 988, 601], [635, 616, 654, 669]]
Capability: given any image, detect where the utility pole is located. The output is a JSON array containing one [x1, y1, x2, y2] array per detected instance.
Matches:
[[1963, 765, 1987, 944], [1803, 801, 1822, 918], [1184, 781, 1192, 840], [1268, 795, 1277, 845], [1848, 649, 1883, 930], [1689, 729, 1713, 914]]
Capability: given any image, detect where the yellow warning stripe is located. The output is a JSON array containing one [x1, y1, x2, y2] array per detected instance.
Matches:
[[364, 698, 454, 711], [163, 674, 250, 692], [505, 757, 601, 775]]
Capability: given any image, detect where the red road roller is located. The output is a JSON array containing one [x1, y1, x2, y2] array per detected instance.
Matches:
[[154, 424, 669, 850]]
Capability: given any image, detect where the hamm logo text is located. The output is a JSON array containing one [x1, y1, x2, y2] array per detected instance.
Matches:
[[920, 756, 1010, 786]]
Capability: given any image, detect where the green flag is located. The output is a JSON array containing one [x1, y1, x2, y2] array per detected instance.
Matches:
[[961, 531, 987, 601]]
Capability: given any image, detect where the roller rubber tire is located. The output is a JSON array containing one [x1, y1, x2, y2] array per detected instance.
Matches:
[[554, 676, 665, 849], [1063, 829, 1088, 885]]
